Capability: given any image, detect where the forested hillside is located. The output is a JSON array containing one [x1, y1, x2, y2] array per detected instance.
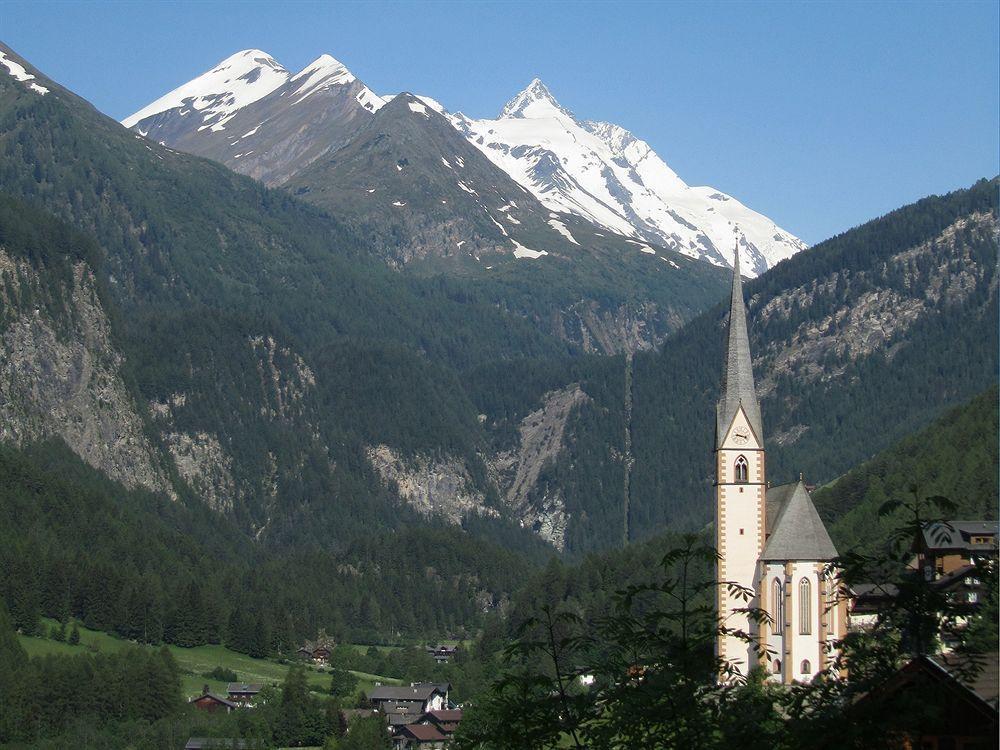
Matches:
[[815, 385, 998, 554], [0, 439, 539, 648]]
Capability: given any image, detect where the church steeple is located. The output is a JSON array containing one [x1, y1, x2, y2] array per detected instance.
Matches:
[[716, 246, 763, 448]]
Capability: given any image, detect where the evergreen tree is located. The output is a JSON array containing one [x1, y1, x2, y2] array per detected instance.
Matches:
[[329, 667, 359, 698]]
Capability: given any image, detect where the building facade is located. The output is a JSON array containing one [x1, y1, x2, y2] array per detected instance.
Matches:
[[715, 249, 846, 684]]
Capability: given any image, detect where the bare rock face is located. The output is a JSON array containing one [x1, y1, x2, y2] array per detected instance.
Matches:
[[249, 334, 317, 419], [554, 299, 684, 355], [365, 385, 589, 550], [489, 385, 588, 550], [164, 431, 236, 512], [365, 444, 497, 524], [755, 211, 998, 401], [0, 251, 171, 494]]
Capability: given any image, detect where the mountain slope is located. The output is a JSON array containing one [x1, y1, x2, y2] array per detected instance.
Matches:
[[814, 385, 998, 555]]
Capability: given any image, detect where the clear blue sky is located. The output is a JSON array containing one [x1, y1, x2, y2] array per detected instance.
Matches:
[[4, 0, 998, 244]]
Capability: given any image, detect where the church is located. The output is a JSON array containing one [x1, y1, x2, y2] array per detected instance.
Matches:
[[714, 249, 847, 684]]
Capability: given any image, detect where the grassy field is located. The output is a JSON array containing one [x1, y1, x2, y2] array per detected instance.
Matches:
[[20, 620, 403, 698]]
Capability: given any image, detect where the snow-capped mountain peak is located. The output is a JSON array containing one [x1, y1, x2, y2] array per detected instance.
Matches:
[[455, 81, 806, 275], [289, 53, 359, 103], [122, 49, 288, 130], [499, 78, 574, 121]]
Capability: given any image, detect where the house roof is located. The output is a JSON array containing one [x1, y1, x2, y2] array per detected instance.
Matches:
[[226, 683, 261, 694], [851, 653, 999, 733], [189, 693, 237, 709], [762, 481, 839, 561], [388, 713, 423, 726], [922, 521, 998, 552], [716, 248, 763, 448], [931, 652, 1000, 709], [401, 724, 448, 742], [370, 685, 438, 702], [184, 739, 250, 750], [424, 709, 462, 723]]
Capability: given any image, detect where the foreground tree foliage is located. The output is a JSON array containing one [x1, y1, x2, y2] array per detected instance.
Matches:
[[456, 498, 998, 750], [455, 536, 772, 749]]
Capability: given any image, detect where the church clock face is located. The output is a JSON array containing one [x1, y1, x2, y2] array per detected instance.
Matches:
[[733, 430, 750, 445]]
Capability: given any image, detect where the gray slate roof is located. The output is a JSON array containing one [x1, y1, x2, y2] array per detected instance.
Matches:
[[716, 247, 763, 448], [921, 521, 998, 552], [762, 481, 839, 561], [226, 683, 261, 693]]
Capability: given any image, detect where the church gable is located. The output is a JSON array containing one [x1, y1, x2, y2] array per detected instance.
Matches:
[[719, 405, 764, 451]]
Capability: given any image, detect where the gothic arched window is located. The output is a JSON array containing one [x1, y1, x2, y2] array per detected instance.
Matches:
[[734, 455, 749, 483], [799, 578, 812, 635], [771, 578, 783, 629], [801, 660, 812, 675], [772, 659, 781, 674]]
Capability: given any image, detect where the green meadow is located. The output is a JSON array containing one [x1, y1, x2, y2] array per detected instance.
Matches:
[[20, 619, 403, 699]]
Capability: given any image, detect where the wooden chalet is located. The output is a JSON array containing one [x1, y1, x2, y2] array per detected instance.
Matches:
[[915, 521, 998, 578], [369, 682, 451, 716], [225, 682, 262, 706], [425, 645, 458, 664], [418, 709, 462, 735], [189, 687, 238, 714], [849, 652, 998, 749], [297, 629, 336, 665]]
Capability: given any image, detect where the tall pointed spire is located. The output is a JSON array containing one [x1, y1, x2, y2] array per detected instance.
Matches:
[[716, 244, 763, 447]]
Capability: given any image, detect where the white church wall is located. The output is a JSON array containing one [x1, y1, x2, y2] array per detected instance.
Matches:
[[763, 562, 786, 677], [789, 561, 821, 682]]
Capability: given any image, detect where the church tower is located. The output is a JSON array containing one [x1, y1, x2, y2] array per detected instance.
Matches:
[[715, 248, 766, 677], [713, 248, 845, 684]]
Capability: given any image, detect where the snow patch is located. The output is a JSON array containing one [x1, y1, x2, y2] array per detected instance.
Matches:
[[485, 211, 510, 237], [407, 101, 429, 117], [0, 51, 48, 95], [392, 201, 406, 207], [512, 242, 548, 259], [547, 218, 579, 245], [441, 157, 453, 169]]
